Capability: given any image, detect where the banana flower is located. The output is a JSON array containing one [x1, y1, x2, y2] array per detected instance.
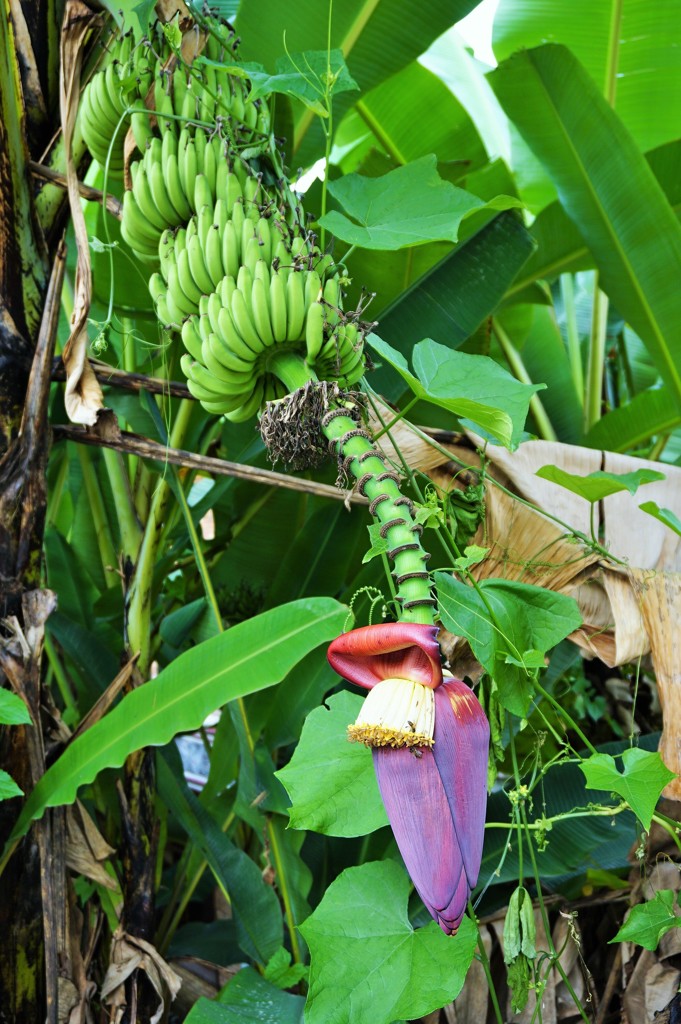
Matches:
[[328, 622, 489, 934]]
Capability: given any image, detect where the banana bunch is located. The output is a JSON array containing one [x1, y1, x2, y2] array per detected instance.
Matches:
[[148, 175, 321, 317], [79, 29, 141, 175], [176, 257, 365, 420], [122, 130, 271, 263], [80, 11, 368, 424]]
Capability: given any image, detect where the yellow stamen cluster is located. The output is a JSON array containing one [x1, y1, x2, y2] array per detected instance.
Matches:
[[348, 677, 435, 748]]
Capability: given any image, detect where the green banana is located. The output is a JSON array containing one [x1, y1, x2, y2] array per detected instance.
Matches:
[[204, 224, 224, 287], [164, 152, 192, 220], [165, 287, 189, 326], [305, 301, 325, 361], [322, 276, 341, 326], [213, 198, 228, 234], [304, 269, 323, 308], [206, 333, 257, 378], [181, 317, 205, 362], [250, 276, 274, 346], [197, 205, 214, 250], [230, 285, 264, 352], [256, 217, 272, 264], [202, 137, 217, 197], [132, 164, 167, 232], [148, 159, 180, 226], [221, 220, 240, 280], [269, 270, 288, 342], [243, 234, 261, 275], [178, 139, 197, 200], [121, 191, 160, 252], [285, 271, 306, 340], [194, 174, 213, 217], [168, 262, 199, 316], [200, 391, 254, 415], [201, 337, 254, 388], [217, 304, 261, 361], [206, 292, 223, 337], [130, 109, 154, 152], [224, 378, 264, 422]]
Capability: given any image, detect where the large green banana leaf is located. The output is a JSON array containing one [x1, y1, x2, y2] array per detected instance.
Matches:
[[493, 0, 681, 153], [235, 0, 481, 164], [491, 45, 681, 410]]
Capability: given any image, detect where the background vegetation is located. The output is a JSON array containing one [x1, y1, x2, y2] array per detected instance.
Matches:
[[2, 0, 681, 1021]]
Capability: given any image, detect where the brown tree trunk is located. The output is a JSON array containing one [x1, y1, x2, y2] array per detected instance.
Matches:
[[0, 0, 65, 1018]]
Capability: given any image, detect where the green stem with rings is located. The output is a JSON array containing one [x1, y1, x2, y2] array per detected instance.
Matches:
[[321, 409, 436, 625]]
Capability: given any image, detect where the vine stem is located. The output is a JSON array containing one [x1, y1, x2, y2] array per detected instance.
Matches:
[[651, 813, 681, 855], [519, 803, 592, 1024], [469, 902, 504, 1024], [509, 732, 592, 1024], [509, 731, 524, 885], [532, 681, 598, 755], [394, 410, 626, 565]]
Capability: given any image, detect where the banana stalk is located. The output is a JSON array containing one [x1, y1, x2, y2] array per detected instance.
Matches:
[[321, 409, 436, 625]]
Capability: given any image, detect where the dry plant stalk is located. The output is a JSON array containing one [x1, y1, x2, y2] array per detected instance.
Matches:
[[378, 416, 681, 797], [59, 0, 104, 425]]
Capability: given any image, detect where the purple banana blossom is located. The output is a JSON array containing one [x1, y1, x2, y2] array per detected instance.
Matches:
[[328, 623, 489, 935]]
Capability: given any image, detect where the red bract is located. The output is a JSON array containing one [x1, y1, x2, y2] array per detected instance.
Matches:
[[372, 681, 489, 935], [327, 622, 442, 690], [329, 624, 489, 935]]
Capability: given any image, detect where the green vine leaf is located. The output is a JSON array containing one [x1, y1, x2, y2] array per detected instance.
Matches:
[[369, 334, 543, 449], [276, 691, 387, 837], [413, 498, 446, 530], [320, 155, 521, 250], [214, 50, 358, 115], [263, 947, 309, 990], [435, 575, 582, 716], [580, 747, 676, 830], [639, 500, 681, 538], [452, 545, 489, 572], [536, 466, 665, 503], [300, 861, 478, 1024], [611, 891, 681, 951], [362, 523, 390, 564]]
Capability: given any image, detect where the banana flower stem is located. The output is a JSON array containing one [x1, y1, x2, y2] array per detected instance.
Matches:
[[321, 408, 436, 625]]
